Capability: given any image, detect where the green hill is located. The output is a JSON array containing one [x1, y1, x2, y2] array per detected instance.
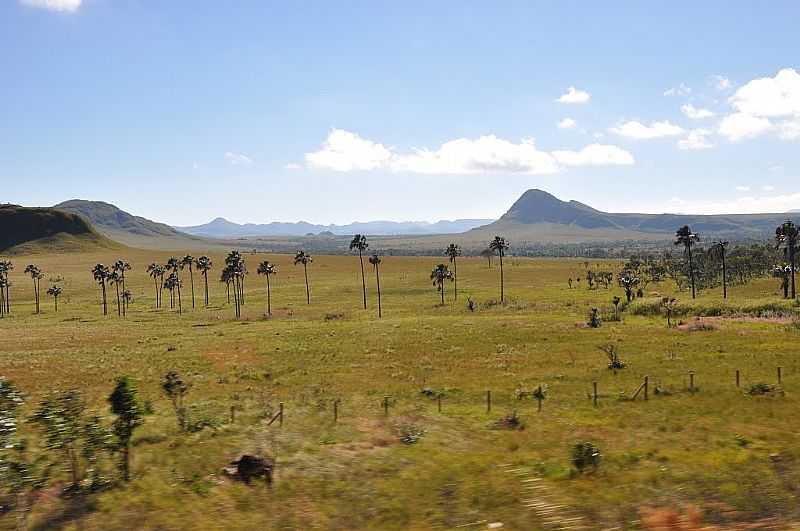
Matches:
[[0, 204, 121, 254]]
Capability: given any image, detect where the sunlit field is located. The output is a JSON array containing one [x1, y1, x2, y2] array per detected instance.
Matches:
[[2, 248, 800, 530]]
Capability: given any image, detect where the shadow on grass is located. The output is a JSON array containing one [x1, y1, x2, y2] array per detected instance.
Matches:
[[31, 493, 98, 531]]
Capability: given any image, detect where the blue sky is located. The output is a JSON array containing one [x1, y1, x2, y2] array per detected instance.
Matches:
[[2, 1, 799, 225]]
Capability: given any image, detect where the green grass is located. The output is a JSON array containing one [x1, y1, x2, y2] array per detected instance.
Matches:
[[1, 249, 799, 529]]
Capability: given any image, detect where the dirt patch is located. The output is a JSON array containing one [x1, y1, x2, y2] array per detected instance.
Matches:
[[202, 348, 263, 372]]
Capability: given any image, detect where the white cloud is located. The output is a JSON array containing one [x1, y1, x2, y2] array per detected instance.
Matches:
[[557, 86, 591, 104], [224, 151, 253, 166], [681, 103, 714, 119], [557, 118, 577, 129], [763, 185, 775, 192], [666, 193, 800, 215], [304, 129, 392, 171], [20, 0, 81, 12], [718, 112, 773, 142], [677, 129, 713, 150], [663, 83, 691, 97], [712, 75, 732, 91], [779, 119, 800, 140], [285, 163, 302, 170], [551, 144, 635, 167], [735, 186, 751, 192], [610, 120, 684, 140], [303, 130, 634, 174]]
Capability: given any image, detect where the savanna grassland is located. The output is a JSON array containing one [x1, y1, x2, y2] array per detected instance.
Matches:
[[2, 248, 800, 530]]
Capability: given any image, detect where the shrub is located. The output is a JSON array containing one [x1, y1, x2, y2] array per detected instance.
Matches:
[[395, 423, 425, 444], [571, 442, 601, 473], [491, 411, 524, 430], [599, 344, 625, 370], [747, 383, 777, 396]]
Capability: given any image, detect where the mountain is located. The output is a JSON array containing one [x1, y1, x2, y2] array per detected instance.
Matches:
[[0, 204, 120, 254], [177, 217, 494, 238], [473, 189, 796, 242], [54, 200, 208, 250]]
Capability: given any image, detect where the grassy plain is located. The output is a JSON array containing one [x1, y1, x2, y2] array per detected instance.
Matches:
[[1, 247, 800, 530]]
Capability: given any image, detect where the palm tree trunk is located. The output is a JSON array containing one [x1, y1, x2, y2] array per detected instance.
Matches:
[[499, 251, 505, 303], [32, 279, 37, 314], [266, 275, 271, 315], [375, 265, 382, 318], [115, 283, 121, 317], [688, 244, 696, 299], [239, 276, 245, 306], [226, 280, 230, 304], [453, 258, 458, 301], [440, 281, 445, 305], [189, 268, 195, 309], [304, 264, 310, 304], [233, 277, 240, 318], [54, 296, 58, 313], [177, 282, 182, 314], [101, 282, 107, 316], [721, 250, 727, 299], [791, 246, 797, 299], [359, 251, 367, 310], [203, 271, 209, 306]]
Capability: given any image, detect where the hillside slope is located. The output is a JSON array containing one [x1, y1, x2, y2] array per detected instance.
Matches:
[[0, 205, 120, 254]]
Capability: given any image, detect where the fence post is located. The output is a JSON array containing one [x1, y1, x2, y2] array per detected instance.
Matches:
[[644, 376, 649, 401], [778, 366, 783, 385], [689, 371, 695, 393], [736, 369, 740, 388], [437, 394, 442, 413], [334, 399, 339, 423], [537, 385, 543, 412], [383, 396, 390, 416], [279, 402, 284, 427], [230, 405, 236, 424], [486, 390, 492, 413], [593, 382, 598, 407]]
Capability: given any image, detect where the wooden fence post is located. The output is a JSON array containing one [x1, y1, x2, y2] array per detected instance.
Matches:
[[486, 390, 492, 413], [644, 376, 649, 401], [383, 396, 390, 416], [593, 382, 598, 407], [437, 394, 442, 413], [279, 402, 284, 427], [778, 366, 783, 385], [689, 371, 695, 393], [736, 369, 740, 388]]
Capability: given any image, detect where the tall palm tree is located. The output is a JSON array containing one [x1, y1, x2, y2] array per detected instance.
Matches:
[[46, 285, 62, 313], [489, 236, 509, 303], [195, 256, 213, 306], [91, 264, 111, 315], [121, 290, 133, 316], [165, 257, 182, 312], [256, 261, 277, 316], [113, 260, 132, 313], [776, 220, 800, 299], [349, 235, 369, 310], [164, 273, 182, 314], [147, 263, 161, 308], [0, 260, 12, 314], [430, 263, 454, 305], [24, 264, 43, 314], [0, 276, 6, 318], [710, 241, 729, 299], [108, 270, 124, 317], [445, 244, 462, 300], [369, 253, 383, 318], [294, 251, 313, 304], [180, 255, 196, 309], [674, 226, 699, 299], [224, 251, 245, 318]]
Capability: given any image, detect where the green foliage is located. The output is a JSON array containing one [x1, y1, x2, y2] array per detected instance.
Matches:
[[571, 442, 601, 473], [161, 371, 189, 431], [108, 377, 143, 481]]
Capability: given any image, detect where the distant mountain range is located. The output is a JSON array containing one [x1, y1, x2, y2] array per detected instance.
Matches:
[[176, 217, 495, 238]]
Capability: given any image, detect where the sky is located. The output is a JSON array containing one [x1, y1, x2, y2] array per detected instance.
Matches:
[[2, 1, 800, 226]]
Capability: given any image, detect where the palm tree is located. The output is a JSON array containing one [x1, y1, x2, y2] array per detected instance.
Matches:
[[710, 241, 729, 299], [121, 290, 133, 316], [349, 235, 369, 310], [0, 276, 6, 319], [165, 257, 182, 312], [24, 264, 43, 314], [46, 285, 62, 312], [256, 261, 277, 316], [108, 270, 124, 317], [224, 251, 245, 318], [164, 273, 182, 314], [91, 264, 111, 315], [445, 244, 462, 300], [430, 263, 454, 305], [489, 236, 509, 303], [480, 248, 493, 269], [776, 220, 799, 299], [113, 260, 132, 313], [369, 253, 382, 318], [180, 255, 196, 309], [147, 263, 161, 308], [294, 251, 313, 304], [0, 260, 12, 314], [195, 256, 213, 306], [674, 226, 699, 299]]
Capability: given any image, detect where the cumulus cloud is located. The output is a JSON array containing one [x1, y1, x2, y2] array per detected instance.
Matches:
[[666, 193, 800, 215], [557, 118, 577, 129], [557, 87, 591, 104], [224, 151, 253, 166], [763, 185, 775, 192], [663, 83, 691, 97], [718, 68, 800, 142], [20, 0, 81, 12], [681, 104, 714, 119], [302, 129, 634, 175], [677, 129, 713, 150], [304, 129, 392, 171], [609, 120, 684, 140]]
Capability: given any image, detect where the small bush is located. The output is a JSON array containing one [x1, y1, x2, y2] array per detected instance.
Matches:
[[395, 423, 425, 444], [747, 382, 779, 396], [491, 411, 524, 430], [571, 442, 601, 473], [599, 344, 625, 370]]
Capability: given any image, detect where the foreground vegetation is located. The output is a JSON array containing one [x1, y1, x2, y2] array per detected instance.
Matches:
[[1, 247, 800, 529]]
